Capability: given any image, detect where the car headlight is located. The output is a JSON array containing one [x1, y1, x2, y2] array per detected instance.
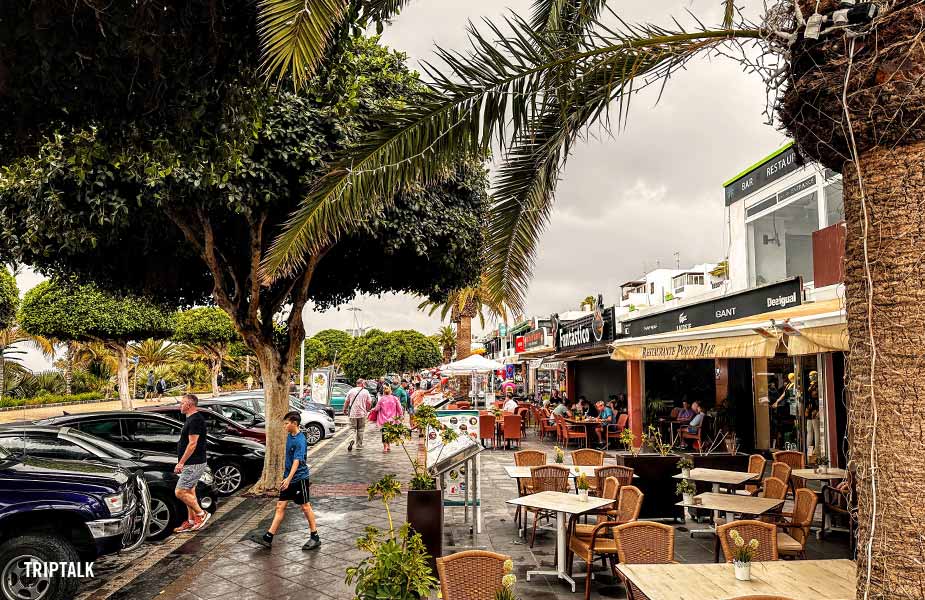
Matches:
[[103, 492, 125, 515], [200, 468, 214, 486]]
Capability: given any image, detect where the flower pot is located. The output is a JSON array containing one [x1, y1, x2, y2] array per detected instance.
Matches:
[[407, 488, 443, 574], [681, 468, 691, 478], [578, 489, 589, 502], [682, 493, 694, 505], [733, 560, 751, 581]]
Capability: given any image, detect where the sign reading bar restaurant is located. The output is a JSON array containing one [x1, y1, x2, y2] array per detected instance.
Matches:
[[620, 278, 802, 339], [724, 144, 800, 206], [524, 328, 547, 350], [555, 306, 615, 352]]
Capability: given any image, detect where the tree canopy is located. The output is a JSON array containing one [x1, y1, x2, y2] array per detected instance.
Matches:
[[173, 307, 238, 347], [340, 329, 440, 381], [0, 268, 17, 330], [311, 328, 353, 364], [18, 281, 174, 344]]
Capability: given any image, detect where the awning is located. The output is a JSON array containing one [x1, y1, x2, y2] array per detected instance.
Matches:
[[611, 298, 845, 361], [787, 323, 849, 355], [611, 334, 780, 361]]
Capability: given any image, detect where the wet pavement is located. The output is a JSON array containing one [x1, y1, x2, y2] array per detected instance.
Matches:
[[81, 418, 854, 599]]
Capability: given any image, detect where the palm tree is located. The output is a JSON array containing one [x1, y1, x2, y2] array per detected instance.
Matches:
[[260, 2, 925, 594], [175, 343, 234, 398], [579, 295, 596, 311], [0, 326, 55, 403], [436, 325, 456, 364]]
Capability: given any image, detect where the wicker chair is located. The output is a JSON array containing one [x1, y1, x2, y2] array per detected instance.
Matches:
[[735, 454, 768, 496], [605, 413, 629, 448], [597, 465, 635, 489], [776, 488, 819, 558], [528, 465, 570, 547], [821, 472, 857, 554], [761, 476, 788, 500], [556, 415, 588, 448], [513, 450, 546, 527], [772, 450, 805, 494], [436, 550, 510, 600], [503, 414, 522, 448], [572, 448, 604, 466], [717, 520, 779, 562], [567, 484, 643, 572], [613, 521, 676, 600], [538, 409, 558, 440], [770, 461, 792, 491], [570, 476, 621, 539]]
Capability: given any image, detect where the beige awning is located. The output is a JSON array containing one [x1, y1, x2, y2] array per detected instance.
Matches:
[[611, 334, 780, 361], [787, 323, 849, 355]]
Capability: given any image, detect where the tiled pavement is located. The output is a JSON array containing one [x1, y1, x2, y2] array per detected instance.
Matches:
[[84, 420, 853, 600]]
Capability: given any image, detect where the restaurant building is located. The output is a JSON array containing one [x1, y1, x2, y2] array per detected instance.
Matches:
[[609, 143, 848, 467]]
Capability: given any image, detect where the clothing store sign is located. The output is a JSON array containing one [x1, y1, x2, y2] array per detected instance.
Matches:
[[620, 278, 802, 338], [555, 307, 615, 352]]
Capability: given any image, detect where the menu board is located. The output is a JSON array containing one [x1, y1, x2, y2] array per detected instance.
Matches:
[[310, 369, 331, 405], [426, 410, 480, 499]]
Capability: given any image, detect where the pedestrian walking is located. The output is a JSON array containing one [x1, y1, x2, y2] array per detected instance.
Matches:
[[145, 370, 156, 400], [393, 378, 409, 412], [246, 374, 254, 390], [401, 379, 415, 416], [156, 376, 167, 399], [375, 385, 403, 453], [250, 411, 320, 551], [173, 394, 212, 533], [343, 378, 372, 452]]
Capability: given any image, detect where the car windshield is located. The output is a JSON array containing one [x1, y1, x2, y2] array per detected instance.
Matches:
[[66, 428, 136, 459]]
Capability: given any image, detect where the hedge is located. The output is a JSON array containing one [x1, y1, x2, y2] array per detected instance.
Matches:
[[0, 391, 106, 408]]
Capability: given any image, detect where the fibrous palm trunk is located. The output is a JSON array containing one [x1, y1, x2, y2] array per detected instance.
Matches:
[[64, 341, 73, 396], [454, 315, 473, 400], [111, 342, 132, 409]]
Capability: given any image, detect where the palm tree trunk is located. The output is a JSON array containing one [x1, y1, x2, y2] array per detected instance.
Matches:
[[843, 141, 925, 599], [456, 316, 472, 361], [112, 343, 132, 410], [210, 356, 222, 398], [64, 341, 73, 396], [0, 352, 5, 403]]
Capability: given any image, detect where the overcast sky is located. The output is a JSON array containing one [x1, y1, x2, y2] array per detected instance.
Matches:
[[16, 0, 786, 370]]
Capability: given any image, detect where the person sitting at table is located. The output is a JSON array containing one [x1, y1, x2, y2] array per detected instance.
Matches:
[[677, 401, 695, 422], [681, 402, 704, 448], [575, 396, 589, 417], [594, 400, 615, 448], [552, 399, 573, 419], [585, 396, 600, 418], [502, 391, 518, 413]]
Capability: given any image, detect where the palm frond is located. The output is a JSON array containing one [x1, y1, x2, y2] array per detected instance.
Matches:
[[530, 0, 607, 33], [262, 10, 761, 304], [361, 0, 414, 23], [723, 0, 735, 28], [257, 0, 349, 90]]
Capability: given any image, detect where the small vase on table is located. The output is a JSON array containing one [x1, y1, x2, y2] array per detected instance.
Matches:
[[578, 489, 589, 502], [733, 560, 751, 581]]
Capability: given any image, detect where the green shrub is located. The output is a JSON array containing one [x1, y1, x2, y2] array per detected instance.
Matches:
[[0, 391, 105, 408]]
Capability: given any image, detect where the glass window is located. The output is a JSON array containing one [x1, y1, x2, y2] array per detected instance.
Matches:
[[0, 436, 25, 455], [77, 420, 121, 439], [218, 405, 254, 424], [130, 419, 179, 437], [0, 434, 93, 460], [748, 192, 819, 286], [824, 181, 844, 226]]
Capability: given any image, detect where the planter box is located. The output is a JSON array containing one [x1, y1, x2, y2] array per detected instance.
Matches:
[[407, 488, 443, 572], [613, 452, 684, 521]]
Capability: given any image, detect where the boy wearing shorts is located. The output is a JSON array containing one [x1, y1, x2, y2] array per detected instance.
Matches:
[[250, 411, 320, 550]]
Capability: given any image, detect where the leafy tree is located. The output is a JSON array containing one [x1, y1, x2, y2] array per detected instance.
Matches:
[[0, 268, 16, 331], [0, 15, 488, 491], [18, 282, 173, 408], [340, 329, 440, 382], [302, 338, 329, 372], [173, 307, 239, 397], [311, 328, 353, 365]]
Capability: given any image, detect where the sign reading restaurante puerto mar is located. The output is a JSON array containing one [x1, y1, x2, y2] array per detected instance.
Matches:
[[555, 306, 616, 352], [620, 277, 802, 339]]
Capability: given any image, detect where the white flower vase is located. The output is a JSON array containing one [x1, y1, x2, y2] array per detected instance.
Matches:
[[682, 468, 691, 478], [578, 489, 589, 502], [734, 560, 751, 581], [682, 493, 694, 505]]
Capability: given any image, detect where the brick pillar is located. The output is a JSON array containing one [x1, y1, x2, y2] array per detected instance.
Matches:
[[627, 360, 644, 446]]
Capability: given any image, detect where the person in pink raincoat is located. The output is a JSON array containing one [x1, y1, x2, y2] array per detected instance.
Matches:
[[375, 384, 403, 453]]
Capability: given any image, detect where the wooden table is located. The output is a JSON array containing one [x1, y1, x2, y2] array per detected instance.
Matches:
[[677, 493, 784, 562], [792, 467, 848, 481], [616, 559, 855, 600], [507, 491, 613, 592], [504, 465, 599, 479], [675, 468, 760, 537]]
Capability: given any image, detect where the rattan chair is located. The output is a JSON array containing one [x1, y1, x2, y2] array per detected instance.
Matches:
[[717, 519, 779, 562], [735, 454, 768, 496], [513, 450, 546, 527], [761, 476, 788, 500], [776, 488, 819, 558], [613, 521, 676, 600], [772, 450, 804, 494], [571, 476, 621, 539], [436, 550, 510, 600], [572, 448, 605, 466], [770, 461, 792, 490], [528, 465, 570, 547], [567, 484, 643, 572], [590, 465, 632, 499]]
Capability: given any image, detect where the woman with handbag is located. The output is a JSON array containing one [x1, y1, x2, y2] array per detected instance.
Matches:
[[373, 384, 403, 453]]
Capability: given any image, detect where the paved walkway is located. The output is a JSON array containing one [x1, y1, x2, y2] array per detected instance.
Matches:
[[80, 420, 853, 600]]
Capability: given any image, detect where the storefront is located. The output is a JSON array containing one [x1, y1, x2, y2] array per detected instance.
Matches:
[[611, 278, 848, 466]]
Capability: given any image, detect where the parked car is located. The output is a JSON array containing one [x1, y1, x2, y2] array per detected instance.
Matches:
[[220, 394, 336, 445], [137, 404, 267, 444], [37, 412, 265, 496], [0, 425, 217, 540], [224, 389, 335, 420], [0, 443, 149, 600]]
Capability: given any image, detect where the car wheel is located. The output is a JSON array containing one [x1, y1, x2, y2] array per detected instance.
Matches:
[[146, 494, 176, 541], [213, 461, 244, 496], [303, 423, 323, 446], [0, 535, 79, 600]]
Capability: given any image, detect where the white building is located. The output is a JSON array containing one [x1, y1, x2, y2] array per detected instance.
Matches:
[[618, 263, 719, 313]]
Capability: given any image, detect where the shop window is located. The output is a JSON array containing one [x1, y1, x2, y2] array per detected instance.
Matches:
[[824, 181, 844, 226], [747, 192, 819, 286]]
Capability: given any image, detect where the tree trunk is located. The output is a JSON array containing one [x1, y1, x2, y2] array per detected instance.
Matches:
[[0, 352, 5, 403], [210, 357, 222, 398], [64, 341, 73, 396], [456, 316, 472, 361], [251, 343, 290, 494], [113, 343, 132, 410], [843, 141, 925, 600]]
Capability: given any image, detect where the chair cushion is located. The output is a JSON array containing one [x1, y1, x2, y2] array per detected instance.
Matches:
[[568, 534, 618, 560], [777, 531, 803, 553]]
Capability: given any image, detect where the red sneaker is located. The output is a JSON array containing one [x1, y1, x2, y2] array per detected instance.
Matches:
[[190, 511, 211, 531], [174, 520, 195, 533]]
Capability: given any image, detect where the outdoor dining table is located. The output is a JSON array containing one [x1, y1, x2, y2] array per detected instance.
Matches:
[[792, 467, 849, 481], [503, 465, 600, 479], [565, 417, 603, 445], [616, 558, 855, 600], [673, 468, 761, 537], [676, 493, 784, 562], [507, 491, 614, 592]]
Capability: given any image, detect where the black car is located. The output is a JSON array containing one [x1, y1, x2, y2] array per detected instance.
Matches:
[[37, 411, 265, 496], [0, 425, 218, 540], [224, 390, 335, 420]]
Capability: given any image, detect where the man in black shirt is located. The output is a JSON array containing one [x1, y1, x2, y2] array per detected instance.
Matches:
[[173, 393, 211, 533]]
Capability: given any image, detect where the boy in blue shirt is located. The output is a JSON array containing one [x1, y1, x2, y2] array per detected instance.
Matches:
[[250, 411, 320, 550]]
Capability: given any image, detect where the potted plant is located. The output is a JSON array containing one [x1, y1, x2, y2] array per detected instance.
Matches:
[[677, 456, 694, 479], [620, 427, 642, 456], [576, 473, 591, 502], [496, 559, 519, 600], [554, 445, 565, 464], [676, 479, 697, 505], [379, 405, 458, 569], [346, 475, 438, 599], [728, 528, 760, 581], [647, 425, 672, 457], [815, 456, 830, 474]]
